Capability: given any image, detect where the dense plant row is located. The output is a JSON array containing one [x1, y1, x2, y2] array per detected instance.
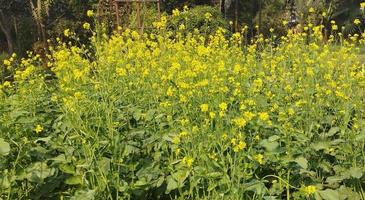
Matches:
[[1, 14, 365, 199]]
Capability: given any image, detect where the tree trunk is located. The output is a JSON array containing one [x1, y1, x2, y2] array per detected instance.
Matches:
[[235, 0, 238, 32], [0, 10, 14, 54], [258, 0, 262, 35]]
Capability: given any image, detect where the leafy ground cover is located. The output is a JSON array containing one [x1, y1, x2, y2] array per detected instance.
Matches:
[[0, 16, 365, 199]]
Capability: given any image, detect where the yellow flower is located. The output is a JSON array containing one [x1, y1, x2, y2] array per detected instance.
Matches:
[[172, 136, 180, 144], [237, 141, 246, 150], [64, 29, 70, 37], [288, 108, 295, 116], [306, 67, 314, 76], [233, 117, 246, 128], [254, 154, 264, 164], [309, 7, 315, 13], [243, 111, 255, 121], [172, 9, 180, 17], [204, 12, 212, 20], [116, 67, 126, 76], [209, 112, 216, 119], [3, 59, 11, 66], [179, 24, 186, 30], [303, 185, 316, 196], [166, 87, 174, 96], [230, 138, 237, 145], [179, 95, 187, 103], [233, 140, 246, 152], [83, 22, 91, 30], [34, 125, 44, 134], [354, 19, 361, 25], [2, 81, 11, 88], [219, 102, 228, 111], [87, 10, 94, 17], [361, 2, 365, 10], [200, 104, 209, 112], [331, 24, 338, 31], [179, 131, 188, 138], [182, 156, 193, 167], [258, 112, 269, 121], [175, 148, 181, 155]]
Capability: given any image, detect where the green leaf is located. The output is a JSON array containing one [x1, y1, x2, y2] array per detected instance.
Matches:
[[59, 163, 76, 174], [327, 127, 340, 137], [268, 135, 280, 142], [165, 175, 178, 194], [260, 139, 279, 152], [155, 176, 165, 188], [355, 132, 365, 142], [295, 157, 308, 169], [71, 189, 95, 200], [65, 175, 83, 185], [26, 162, 55, 183], [326, 176, 344, 185], [349, 167, 363, 179], [0, 175, 10, 189], [311, 141, 330, 151], [49, 154, 67, 164], [206, 172, 223, 178], [171, 170, 189, 185], [97, 157, 110, 175], [319, 189, 340, 200], [338, 186, 361, 200], [0, 138, 10, 156], [244, 180, 266, 195]]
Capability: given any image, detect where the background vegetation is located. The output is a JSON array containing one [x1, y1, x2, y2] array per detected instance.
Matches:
[[0, 0, 365, 199], [0, 0, 364, 57]]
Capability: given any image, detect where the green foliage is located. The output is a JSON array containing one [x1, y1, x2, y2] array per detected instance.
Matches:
[[167, 6, 228, 37], [1, 20, 365, 199]]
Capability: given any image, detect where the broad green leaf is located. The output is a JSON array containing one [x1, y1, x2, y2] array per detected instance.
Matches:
[[311, 141, 330, 151], [245, 180, 266, 195], [0, 138, 10, 156], [355, 132, 365, 142], [26, 162, 55, 183], [327, 127, 340, 137], [65, 175, 83, 185], [319, 189, 340, 200], [349, 167, 363, 179], [171, 170, 189, 185], [59, 163, 76, 174], [295, 157, 308, 169], [268, 135, 280, 142], [206, 172, 223, 178], [326, 176, 344, 185], [133, 178, 149, 188], [97, 157, 111, 175], [49, 154, 67, 164], [155, 176, 165, 188], [71, 189, 95, 200], [165, 175, 178, 194], [0, 176, 10, 189], [260, 140, 279, 152], [338, 186, 361, 200]]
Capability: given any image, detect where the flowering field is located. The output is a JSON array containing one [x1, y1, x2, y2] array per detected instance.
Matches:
[[1, 14, 365, 199]]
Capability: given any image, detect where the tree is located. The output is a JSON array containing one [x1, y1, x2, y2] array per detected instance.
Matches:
[[0, 0, 28, 54], [29, 0, 53, 44]]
